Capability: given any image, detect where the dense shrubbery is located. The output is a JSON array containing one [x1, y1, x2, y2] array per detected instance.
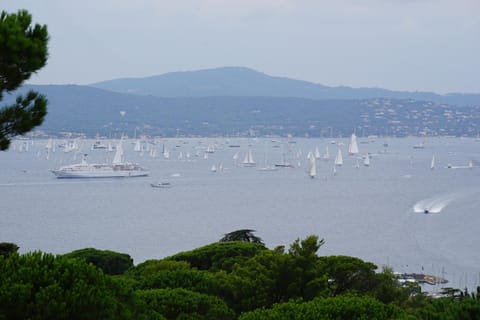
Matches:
[[1, 235, 480, 319]]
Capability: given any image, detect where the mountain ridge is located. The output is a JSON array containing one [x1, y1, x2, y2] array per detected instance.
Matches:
[[90, 66, 480, 106], [6, 84, 480, 138]]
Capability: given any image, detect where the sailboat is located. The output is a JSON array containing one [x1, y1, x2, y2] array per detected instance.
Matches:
[[314, 146, 321, 159], [275, 150, 294, 168], [233, 151, 239, 166], [323, 146, 330, 161], [430, 155, 435, 170], [348, 133, 359, 155], [242, 149, 256, 167], [206, 144, 215, 153], [163, 146, 170, 159], [133, 140, 142, 152], [334, 149, 343, 166], [363, 153, 370, 167], [258, 143, 278, 171], [308, 155, 317, 178]]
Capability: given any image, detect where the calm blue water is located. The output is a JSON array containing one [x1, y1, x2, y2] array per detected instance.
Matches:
[[1, 137, 479, 291]]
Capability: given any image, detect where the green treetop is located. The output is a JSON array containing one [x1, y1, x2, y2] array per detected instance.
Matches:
[[0, 9, 49, 150]]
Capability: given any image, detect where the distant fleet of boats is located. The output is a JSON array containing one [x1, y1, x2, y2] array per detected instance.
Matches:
[[10, 132, 477, 184]]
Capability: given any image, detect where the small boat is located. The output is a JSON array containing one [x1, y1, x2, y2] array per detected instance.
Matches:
[[363, 153, 370, 167], [348, 133, 359, 155], [259, 143, 278, 171], [242, 149, 256, 167], [275, 150, 293, 168], [150, 182, 172, 188], [323, 146, 330, 161], [92, 140, 107, 150], [334, 149, 343, 166], [274, 162, 294, 168], [413, 142, 425, 149], [308, 155, 316, 178], [314, 146, 321, 159]]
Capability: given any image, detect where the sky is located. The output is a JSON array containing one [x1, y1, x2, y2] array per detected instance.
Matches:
[[3, 0, 480, 94]]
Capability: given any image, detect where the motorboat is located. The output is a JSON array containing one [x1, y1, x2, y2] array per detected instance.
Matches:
[[92, 140, 108, 150], [150, 182, 172, 188]]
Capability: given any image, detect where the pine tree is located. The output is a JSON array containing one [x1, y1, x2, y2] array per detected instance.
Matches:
[[0, 10, 49, 150]]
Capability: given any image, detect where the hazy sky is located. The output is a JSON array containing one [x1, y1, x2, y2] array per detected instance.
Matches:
[[3, 0, 479, 93]]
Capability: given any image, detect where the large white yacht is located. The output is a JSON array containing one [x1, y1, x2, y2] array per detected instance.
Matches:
[[51, 141, 149, 178]]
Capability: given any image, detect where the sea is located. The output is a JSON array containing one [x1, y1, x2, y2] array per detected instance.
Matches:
[[1, 136, 479, 292]]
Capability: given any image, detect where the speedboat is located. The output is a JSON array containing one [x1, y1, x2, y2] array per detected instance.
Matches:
[[91, 140, 108, 150], [150, 182, 172, 188]]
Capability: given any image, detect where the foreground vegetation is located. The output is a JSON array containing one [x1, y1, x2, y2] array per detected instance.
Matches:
[[1, 234, 479, 319]]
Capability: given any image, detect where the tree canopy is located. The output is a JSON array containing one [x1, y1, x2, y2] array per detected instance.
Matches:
[[2, 235, 480, 319], [63, 248, 134, 275], [0, 9, 49, 150], [220, 229, 264, 244]]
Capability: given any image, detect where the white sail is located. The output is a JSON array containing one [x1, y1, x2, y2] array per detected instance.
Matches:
[[430, 155, 435, 170], [206, 144, 215, 153], [323, 146, 330, 160], [46, 138, 54, 151], [163, 147, 170, 159], [308, 156, 316, 178], [242, 149, 256, 166], [314, 146, 321, 159], [363, 153, 370, 167], [112, 140, 124, 164], [211, 164, 217, 172], [133, 140, 141, 152], [150, 146, 157, 158], [348, 133, 359, 155], [334, 149, 343, 166]]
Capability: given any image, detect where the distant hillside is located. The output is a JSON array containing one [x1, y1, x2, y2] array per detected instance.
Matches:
[[91, 67, 480, 106], [5, 84, 480, 138]]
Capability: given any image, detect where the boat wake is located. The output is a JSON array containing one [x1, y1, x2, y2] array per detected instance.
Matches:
[[413, 193, 461, 214]]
